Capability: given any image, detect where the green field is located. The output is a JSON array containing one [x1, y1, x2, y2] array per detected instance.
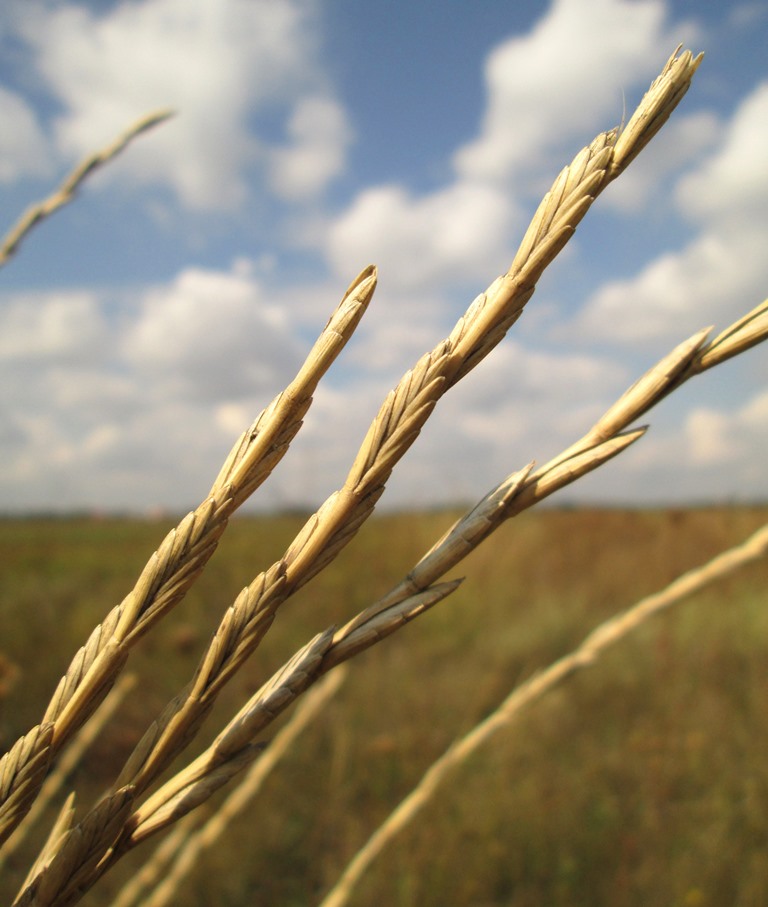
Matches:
[[1, 506, 767, 906]]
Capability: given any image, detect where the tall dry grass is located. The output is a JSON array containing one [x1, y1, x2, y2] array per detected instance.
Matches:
[[319, 522, 768, 907], [1, 46, 767, 906]]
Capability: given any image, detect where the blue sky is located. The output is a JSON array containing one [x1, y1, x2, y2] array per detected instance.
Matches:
[[1, 0, 767, 513]]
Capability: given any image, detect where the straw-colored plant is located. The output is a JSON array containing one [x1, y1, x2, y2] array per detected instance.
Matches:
[[319, 522, 768, 907], [1, 46, 767, 906]]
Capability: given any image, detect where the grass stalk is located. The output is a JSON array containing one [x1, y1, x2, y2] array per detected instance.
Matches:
[[6, 45, 765, 907], [6, 48, 708, 904], [0, 674, 135, 875], [114, 285, 767, 854], [99, 47, 705, 820], [112, 668, 347, 907], [0, 264, 376, 846], [319, 522, 768, 907], [0, 111, 173, 268]]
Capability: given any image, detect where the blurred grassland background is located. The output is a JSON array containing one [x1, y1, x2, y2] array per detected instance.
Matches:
[[1, 505, 767, 906]]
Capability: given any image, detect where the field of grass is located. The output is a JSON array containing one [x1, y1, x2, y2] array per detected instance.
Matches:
[[1, 506, 768, 905]]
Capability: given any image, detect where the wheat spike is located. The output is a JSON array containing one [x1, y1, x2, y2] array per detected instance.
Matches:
[[8, 48, 727, 905], [0, 266, 376, 843]]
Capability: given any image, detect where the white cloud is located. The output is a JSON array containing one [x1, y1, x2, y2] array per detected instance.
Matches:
[[0, 290, 109, 362], [322, 0, 690, 295], [280, 334, 631, 509], [593, 386, 768, 504], [0, 261, 313, 510], [1, 2, 764, 512], [432, 338, 627, 453], [685, 408, 739, 466], [122, 263, 306, 403], [573, 79, 768, 348], [268, 96, 353, 200], [686, 389, 768, 467], [453, 0, 681, 186], [676, 82, 768, 223], [326, 181, 515, 291], [574, 226, 768, 345], [10, 0, 348, 209], [0, 86, 52, 182], [602, 110, 720, 213]]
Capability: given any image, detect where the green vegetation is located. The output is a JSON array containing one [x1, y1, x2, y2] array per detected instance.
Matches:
[[1, 506, 766, 906]]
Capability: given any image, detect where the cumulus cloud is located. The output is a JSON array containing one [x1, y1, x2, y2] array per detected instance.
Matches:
[[0, 86, 52, 182], [122, 262, 304, 401], [675, 82, 768, 222], [585, 384, 768, 504], [1, 1, 764, 512], [437, 339, 627, 450], [326, 181, 515, 291], [321, 0, 688, 294], [0, 261, 310, 510], [454, 0, 677, 186], [267, 96, 354, 200], [574, 227, 768, 345], [685, 389, 768, 468], [0, 291, 109, 363], [9, 0, 350, 209], [601, 109, 720, 213], [284, 332, 633, 509], [573, 79, 768, 348], [0, 253, 635, 512]]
